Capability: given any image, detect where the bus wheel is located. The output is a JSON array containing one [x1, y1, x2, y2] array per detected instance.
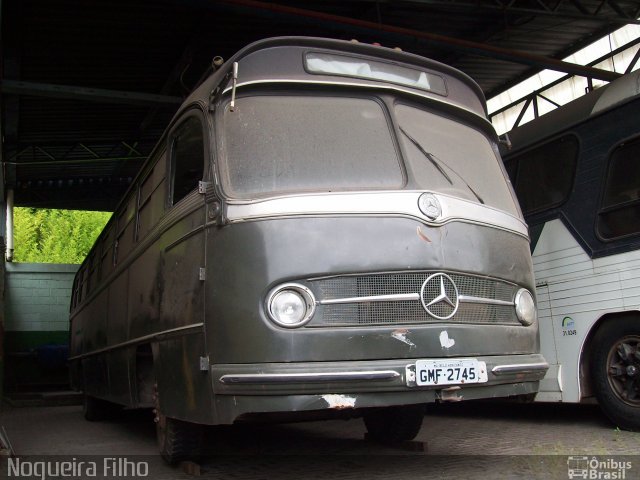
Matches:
[[83, 394, 118, 421], [591, 319, 640, 431], [155, 413, 204, 464], [362, 404, 425, 443]]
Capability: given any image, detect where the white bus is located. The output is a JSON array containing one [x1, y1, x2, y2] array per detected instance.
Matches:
[[503, 70, 640, 430]]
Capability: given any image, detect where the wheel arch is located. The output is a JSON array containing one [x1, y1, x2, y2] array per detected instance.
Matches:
[[134, 342, 156, 408], [578, 310, 640, 400]]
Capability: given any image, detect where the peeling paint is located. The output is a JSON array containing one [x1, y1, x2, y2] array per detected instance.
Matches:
[[439, 330, 455, 349], [416, 226, 432, 243], [440, 386, 463, 402], [392, 329, 416, 349], [322, 394, 356, 409]]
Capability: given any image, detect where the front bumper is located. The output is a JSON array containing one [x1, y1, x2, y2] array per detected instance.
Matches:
[[209, 354, 547, 424]]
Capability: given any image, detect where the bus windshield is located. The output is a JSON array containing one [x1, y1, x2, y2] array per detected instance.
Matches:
[[219, 94, 404, 198], [395, 103, 518, 216], [219, 93, 518, 217]]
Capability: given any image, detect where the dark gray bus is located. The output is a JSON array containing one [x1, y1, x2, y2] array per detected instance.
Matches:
[[68, 37, 547, 462]]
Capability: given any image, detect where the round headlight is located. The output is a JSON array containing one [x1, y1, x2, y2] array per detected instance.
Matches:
[[515, 288, 536, 326], [267, 284, 316, 328]]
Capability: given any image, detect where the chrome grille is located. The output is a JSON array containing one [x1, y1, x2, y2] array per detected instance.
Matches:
[[309, 272, 519, 327], [318, 273, 427, 299], [322, 301, 427, 325]]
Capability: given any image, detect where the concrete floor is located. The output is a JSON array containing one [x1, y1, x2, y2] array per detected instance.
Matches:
[[1, 401, 639, 479]]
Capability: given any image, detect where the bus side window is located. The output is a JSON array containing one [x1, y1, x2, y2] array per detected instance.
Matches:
[[511, 135, 578, 215], [77, 268, 85, 304], [597, 137, 640, 240], [87, 252, 98, 295], [71, 277, 78, 309], [170, 116, 205, 206], [100, 226, 116, 279], [138, 150, 167, 240], [115, 194, 137, 265]]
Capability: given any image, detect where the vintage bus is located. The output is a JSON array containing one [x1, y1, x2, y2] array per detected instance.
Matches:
[[502, 69, 640, 430], [69, 37, 547, 462]]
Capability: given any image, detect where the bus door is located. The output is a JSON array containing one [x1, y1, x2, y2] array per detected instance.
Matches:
[[153, 111, 212, 422]]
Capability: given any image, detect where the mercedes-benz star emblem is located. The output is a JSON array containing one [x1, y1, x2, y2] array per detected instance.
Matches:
[[420, 273, 459, 320], [418, 193, 442, 220]]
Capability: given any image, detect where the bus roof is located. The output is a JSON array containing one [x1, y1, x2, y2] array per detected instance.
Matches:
[[506, 69, 640, 153], [185, 36, 488, 119]]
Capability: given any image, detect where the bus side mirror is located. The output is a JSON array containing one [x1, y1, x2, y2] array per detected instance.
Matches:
[[207, 201, 224, 224], [499, 133, 512, 150]]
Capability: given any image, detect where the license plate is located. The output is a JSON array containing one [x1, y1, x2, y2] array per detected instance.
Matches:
[[415, 359, 488, 386]]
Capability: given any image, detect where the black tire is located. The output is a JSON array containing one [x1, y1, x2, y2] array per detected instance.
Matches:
[[363, 404, 425, 443], [83, 394, 119, 421], [156, 413, 204, 465], [590, 318, 640, 431]]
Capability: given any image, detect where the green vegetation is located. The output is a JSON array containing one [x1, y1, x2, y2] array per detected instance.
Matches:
[[13, 208, 111, 264]]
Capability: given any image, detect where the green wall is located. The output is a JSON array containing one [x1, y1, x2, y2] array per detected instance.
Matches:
[[4, 263, 78, 389]]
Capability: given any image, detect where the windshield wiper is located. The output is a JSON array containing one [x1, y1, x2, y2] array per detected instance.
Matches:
[[399, 126, 484, 205], [399, 127, 452, 185]]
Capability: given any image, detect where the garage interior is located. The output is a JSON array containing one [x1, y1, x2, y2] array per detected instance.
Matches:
[[0, 0, 639, 407]]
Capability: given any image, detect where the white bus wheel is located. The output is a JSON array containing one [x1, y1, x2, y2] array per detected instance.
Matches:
[[590, 318, 640, 431]]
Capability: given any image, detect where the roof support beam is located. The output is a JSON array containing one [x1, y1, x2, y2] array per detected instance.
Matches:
[[430, 0, 640, 25], [340, 0, 640, 25], [489, 35, 640, 120], [0, 80, 183, 106], [137, 31, 202, 137], [625, 47, 640, 73], [218, 0, 622, 82], [1, 0, 24, 190], [0, 0, 7, 240]]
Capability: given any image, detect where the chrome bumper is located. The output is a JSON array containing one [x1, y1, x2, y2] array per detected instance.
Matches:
[[212, 354, 548, 394], [208, 355, 547, 424], [219, 370, 402, 384]]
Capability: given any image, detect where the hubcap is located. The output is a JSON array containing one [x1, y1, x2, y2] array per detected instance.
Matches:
[[606, 335, 640, 407]]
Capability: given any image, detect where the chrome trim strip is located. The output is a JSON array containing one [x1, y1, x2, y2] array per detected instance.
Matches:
[[310, 269, 520, 287], [319, 293, 514, 307], [224, 79, 486, 120], [67, 323, 205, 361], [491, 363, 549, 375], [319, 293, 420, 305], [219, 370, 401, 384], [458, 295, 515, 306], [225, 191, 528, 238]]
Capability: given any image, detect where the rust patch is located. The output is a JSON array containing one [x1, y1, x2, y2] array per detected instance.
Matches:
[[392, 328, 416, 349], [181, 337, 196, 410], [322, 394, 356, 409], [417, 226, 431, 243], [440, 386, 464, 402]]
